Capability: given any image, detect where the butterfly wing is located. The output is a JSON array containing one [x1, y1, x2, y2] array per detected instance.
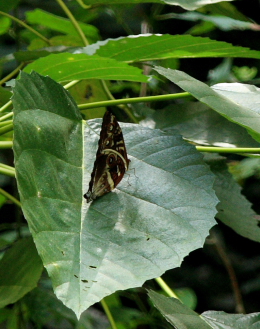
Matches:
[[84, 111, 130, 203]]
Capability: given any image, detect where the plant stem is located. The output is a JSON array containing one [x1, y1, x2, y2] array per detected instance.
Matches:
[[196, 146, 260, 153], [155, 277, 179, 299], [0, 11, 50, 44], [0, 164, 15, 177], [55, 0, 89, 46], [0, 188, 21, 207], [100, 298, 118, 329], [0, 101, 12, 113], [0, 123, 13, 135], [208, 232, 245, 313], [0, 112, 13, 122], [0, 141, 13, 149], [78, 92, 190, 110], [0, 62, 25, 86]]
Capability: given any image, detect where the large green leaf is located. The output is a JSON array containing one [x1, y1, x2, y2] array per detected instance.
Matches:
[[23, 53, 148, 82], [0, 237, 43, 308], [83, 34, 260, 63], [142, 103, 260, 148], [154, 67, 260, 143], [12, 71, 218, 317]]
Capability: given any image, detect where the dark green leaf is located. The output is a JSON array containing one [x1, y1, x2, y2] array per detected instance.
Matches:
[[0, 237, 43, 308], [208, 156, 260, 243], [78, 0, 233, 11], [83, 34, 260, 63], [148, 290, 212, 329], [26, 9, 99, 41]]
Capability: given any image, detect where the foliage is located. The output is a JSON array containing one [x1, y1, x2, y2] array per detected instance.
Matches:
[[0, 0, 260, 328]]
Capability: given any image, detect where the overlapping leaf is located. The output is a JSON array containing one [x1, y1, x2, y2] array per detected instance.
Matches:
[[13, 71, 218, 317], [23, 53, 148, 82], [83, 34, 260, 63], [154, 67, 260, 142]]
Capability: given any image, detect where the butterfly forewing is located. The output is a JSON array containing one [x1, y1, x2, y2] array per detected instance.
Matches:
[[84, 111, 130, 203]]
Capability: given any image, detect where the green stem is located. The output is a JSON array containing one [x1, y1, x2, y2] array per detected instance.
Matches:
[[0, 164, 15, 177], [55, 0, 89, 46], [155, 277, 179, 299], [0, 101, 12, 113], [0, 112, 13, 122], [0, 62, 25, 86], [0, 123, 13, 135], [196, 146, 260, 153], [0, 11, 50, 45], [100, 298, 118, 329], [0, 120, 13, 127], [78, 92, 190, 110], [0, 141, 13, 149], [64, 80, 80, 89], [0, 188, 21, 207]]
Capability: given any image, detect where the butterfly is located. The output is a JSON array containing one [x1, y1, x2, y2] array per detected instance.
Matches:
[[84, 111, 130, 203]]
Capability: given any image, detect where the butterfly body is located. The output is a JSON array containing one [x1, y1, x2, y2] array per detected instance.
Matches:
[[84, 111, 130, 203]]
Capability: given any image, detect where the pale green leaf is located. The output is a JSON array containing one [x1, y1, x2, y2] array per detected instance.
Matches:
[[154, 67, 260, 143], [142, 103, 260, 147], [202, 310, 260, 329], [12, 71, 218, 317]]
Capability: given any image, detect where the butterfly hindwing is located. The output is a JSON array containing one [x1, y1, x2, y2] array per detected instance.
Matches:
[[84, 111, 130, 203]]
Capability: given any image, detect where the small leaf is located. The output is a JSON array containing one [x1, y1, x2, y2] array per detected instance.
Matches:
[[154, 67, 260, 143], [0, 237, 43, 308], [202, 310, 260, 329], [23, 53, 148, 82], [148, 290, 212, 329]]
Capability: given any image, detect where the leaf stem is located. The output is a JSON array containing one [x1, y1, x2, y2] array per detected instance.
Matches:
[[196, 146, 260, 154], [0, 164, 15, 177], [55, 0, 89, 46], [0, 123, 13, 135], [0, 62, 25, 86], [0, 112, 13, 122], [0, 188, 21, 207], [0, 141, 13, 149], [155, 277, 179, 299], [78, 92, 190, 110], [0, 11, 50, 45], [0, 101, 13, 113], [0, 120, 13, 127], [100, 298, 118, 329]]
